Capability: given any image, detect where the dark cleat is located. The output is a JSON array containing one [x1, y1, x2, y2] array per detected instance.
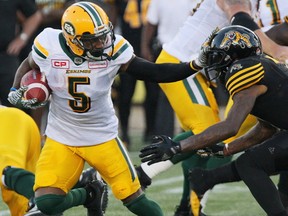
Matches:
[[188, 168, 212, 199], [174, 204, 191, 216], [84, 180, 107, 216], [79, 167, 98, 187]]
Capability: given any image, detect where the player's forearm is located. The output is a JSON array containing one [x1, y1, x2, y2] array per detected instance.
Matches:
[[226, 121, 278, 155], [179, 120, 237, 152], [21, 11, 43, 42], [254, 29, 279, 56], [125, 56, 199, 83], [12, 57, 32, 89], [265, 17, 288, 46]]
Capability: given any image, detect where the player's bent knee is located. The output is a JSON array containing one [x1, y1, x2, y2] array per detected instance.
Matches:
[[235, 152, 258, 175], [35, 194, 65, 215], [112, 182, 140, 200]]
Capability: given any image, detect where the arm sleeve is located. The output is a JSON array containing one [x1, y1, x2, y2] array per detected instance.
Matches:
[[125, 56, 197, 83], [230, 12, 260, 31]]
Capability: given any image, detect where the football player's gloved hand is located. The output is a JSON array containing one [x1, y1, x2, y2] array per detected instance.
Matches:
[[23, 99, 47, 110], [139, 135, 181, 165], [194, 45, 210, 69], [8, 86, 28, 108], [7, 86, 45, 109], [197, 143, 226, 158], [194, 27, 219, 68]]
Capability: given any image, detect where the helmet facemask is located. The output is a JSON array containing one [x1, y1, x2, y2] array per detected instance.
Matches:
[[72, 22, 115, 61], [204, 25, 262, 83], [205, 49, 232, 81]]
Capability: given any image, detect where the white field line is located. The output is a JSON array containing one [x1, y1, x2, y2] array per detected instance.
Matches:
[[152, 176, 183, 186]]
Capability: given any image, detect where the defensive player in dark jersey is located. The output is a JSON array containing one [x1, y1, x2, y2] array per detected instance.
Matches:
[[139, 25, 288, 216], [187, 16, 288, 215]]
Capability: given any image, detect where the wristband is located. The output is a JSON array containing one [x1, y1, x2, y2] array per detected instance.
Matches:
[[190, 60, 202, 71], [10, 87, 17, 91], [230, 12, 260, 31], [224, 144, 230, 156], [20, 33, 28, 42], [172, 143, 182, 154], [42, 7, 51, 16]]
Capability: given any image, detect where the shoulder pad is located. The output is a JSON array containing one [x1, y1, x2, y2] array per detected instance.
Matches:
[[225, 57, 264, 97], [33, 28, 61, 59], [110, 34, 134, 64]]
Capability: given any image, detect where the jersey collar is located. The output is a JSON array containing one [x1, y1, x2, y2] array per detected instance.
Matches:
[[59, 33, 86, 66]]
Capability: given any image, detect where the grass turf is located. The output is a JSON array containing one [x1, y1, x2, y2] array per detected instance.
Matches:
[[0, 151, 276, 215]]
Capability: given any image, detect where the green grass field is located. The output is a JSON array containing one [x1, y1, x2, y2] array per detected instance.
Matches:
[[0, 106, 278, 215], [0, 149, 277, 216]]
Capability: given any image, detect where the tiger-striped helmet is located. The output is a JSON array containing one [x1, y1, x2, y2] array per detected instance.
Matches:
[[205, 25, 262, 81]]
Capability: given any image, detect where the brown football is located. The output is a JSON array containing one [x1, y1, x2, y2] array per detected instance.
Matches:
[[20, 69, 51, 103]]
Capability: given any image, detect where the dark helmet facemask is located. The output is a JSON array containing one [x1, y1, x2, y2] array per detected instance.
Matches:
[[204, 25, 262, 82], [74, 29, 115, 61], [205, 49, 232, 81]]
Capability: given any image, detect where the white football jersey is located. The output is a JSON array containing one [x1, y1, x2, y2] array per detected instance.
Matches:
[[32, 28, 134, 146], [146, 0, 197, 44], [163, 0, 259, 62], [258, 0, 288, 32]]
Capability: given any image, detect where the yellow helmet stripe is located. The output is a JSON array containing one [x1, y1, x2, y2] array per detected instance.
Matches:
[[75, 2, 104, 28], [33, 39, 49, 59]]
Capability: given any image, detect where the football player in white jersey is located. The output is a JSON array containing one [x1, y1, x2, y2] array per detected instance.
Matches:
[[258, 0, 288, 32], [135, 0, 288, 215], [6, 2, 204, 216]]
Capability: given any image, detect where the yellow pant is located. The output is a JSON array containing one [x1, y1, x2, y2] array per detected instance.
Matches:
[[157, 50, 220, 133], [34, 137, 140, 200], [0, 107, 41, 216]]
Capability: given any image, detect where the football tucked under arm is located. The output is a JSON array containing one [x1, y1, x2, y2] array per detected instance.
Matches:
[[8, 68, 51, 109], [23, 82, 51, 102], [20, 69, 51, 103]]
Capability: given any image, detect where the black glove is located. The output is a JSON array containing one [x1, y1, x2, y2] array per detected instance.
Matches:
[[139, 135, 181, 165], [197, 143, 226, 158]]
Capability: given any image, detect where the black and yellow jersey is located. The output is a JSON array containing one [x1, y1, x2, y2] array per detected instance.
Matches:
[[225, 54, 288, 130]]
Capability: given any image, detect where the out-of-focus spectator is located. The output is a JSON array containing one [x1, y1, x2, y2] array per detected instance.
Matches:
[[0, 0, 42, 107], [141, 0, 195, 138], [17, 0, 76, 135], [106, 0, 160, 148], [19, 0, 76, 61]]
